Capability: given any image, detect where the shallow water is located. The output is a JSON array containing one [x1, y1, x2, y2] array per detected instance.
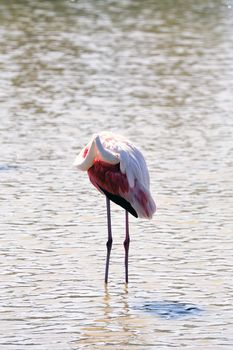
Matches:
[[1, 0, 233, 349]]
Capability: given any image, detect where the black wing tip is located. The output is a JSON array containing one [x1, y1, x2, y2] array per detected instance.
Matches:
[[98, 185, 138, 218]]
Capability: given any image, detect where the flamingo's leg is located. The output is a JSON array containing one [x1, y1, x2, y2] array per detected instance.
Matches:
[[105, 197, 112, 284], [124, 211, 130, 284]]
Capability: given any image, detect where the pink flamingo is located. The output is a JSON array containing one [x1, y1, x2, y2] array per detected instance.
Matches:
[[73, 131, 156, 283]]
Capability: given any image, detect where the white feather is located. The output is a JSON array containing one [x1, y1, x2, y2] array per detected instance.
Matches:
[[95, 135, 119, 164], [97, 131, 150, 190]]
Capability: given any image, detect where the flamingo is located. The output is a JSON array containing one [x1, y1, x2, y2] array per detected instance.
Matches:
[[73, 131, 156, 283]]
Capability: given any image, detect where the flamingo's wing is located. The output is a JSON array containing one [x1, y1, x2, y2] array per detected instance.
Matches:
[[97, 132, 156, 219]]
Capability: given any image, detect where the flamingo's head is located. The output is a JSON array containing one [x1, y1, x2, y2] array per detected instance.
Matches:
[[73, 133, 120, 171]]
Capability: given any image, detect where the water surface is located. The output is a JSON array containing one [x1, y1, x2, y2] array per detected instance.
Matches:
[[1, 0, 233, 349]]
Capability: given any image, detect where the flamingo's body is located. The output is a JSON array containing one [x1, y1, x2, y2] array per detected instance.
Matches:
[[74, 131, 156, 283]]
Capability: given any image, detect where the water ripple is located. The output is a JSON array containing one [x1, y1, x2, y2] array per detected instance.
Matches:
[[1, 0, 233, 349]]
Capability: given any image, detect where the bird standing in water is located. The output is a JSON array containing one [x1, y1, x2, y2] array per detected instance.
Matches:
[[73, 131, 156, 284]]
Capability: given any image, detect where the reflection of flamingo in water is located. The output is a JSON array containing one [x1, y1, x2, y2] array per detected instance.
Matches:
[[73, 131, 156, 284]]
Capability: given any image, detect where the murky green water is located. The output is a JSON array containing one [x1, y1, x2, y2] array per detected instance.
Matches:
[[1, 0, 233, 349]]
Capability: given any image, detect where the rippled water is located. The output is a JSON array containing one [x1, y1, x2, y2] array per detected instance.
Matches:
[[1, 0, 233, 349]]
